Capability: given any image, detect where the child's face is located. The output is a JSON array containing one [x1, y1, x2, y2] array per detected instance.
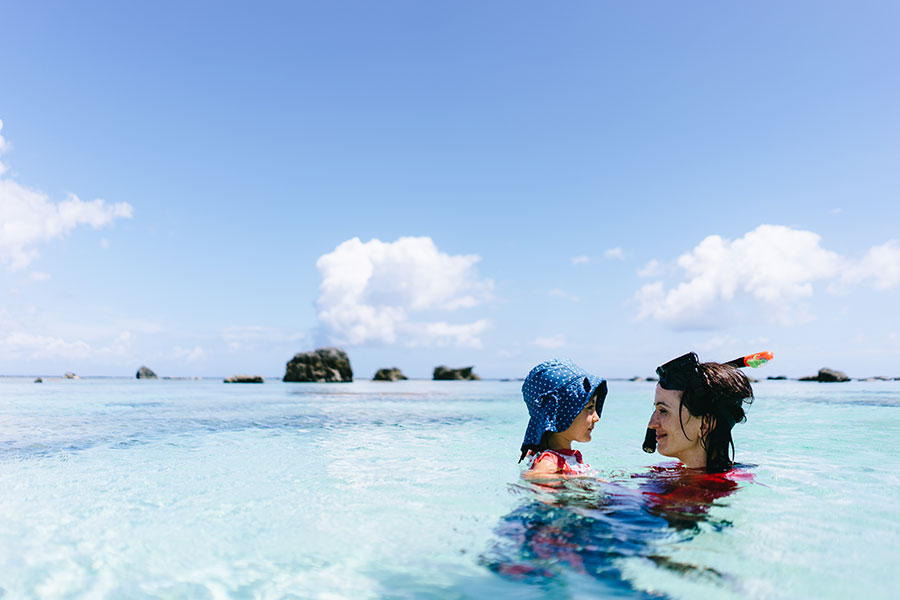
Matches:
[[559, 394, 601, 443]]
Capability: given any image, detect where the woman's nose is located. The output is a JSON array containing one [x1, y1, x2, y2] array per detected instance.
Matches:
[[648, 413, 659, 429]]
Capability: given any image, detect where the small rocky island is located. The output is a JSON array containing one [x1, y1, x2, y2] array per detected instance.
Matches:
[[373, 367, 407, 381], [433, 366, 480, 380], [224, 375, 264, 383], [799, 368, 850, 382], [284, 347, 353, 382], [136, 365, 158, 379]]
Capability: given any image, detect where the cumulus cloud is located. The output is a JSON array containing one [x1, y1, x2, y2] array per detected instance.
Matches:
[[638, 259, 661, 278], [635, 225, 900, 329], [316, 236, 493, 348], [636, 225, 842, 327], [841, 240, 900, 290], [604, 247, 625, 260], [0, 120, 133, 269]]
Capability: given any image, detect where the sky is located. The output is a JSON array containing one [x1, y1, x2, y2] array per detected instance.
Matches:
[[1, 1, 898, 379]]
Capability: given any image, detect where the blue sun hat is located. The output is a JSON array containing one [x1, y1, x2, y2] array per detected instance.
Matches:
[[520, 358, 608, 458]]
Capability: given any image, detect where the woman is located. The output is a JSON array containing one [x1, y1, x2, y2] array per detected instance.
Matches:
[[646, 352, 753, 472]]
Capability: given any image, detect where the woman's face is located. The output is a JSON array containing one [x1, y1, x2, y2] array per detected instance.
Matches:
[[648, 384, 705, 464]]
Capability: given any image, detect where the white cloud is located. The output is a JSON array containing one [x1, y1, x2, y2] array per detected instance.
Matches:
[[315, 236, 493, 347], [571, 255, 590, 265], [0, 331, 93, 360], [604, 247, 625, 260], [532, 334, 566, 349], [0, 121, 133, 269], [696, 335, 739, 353], [173, 345, 205, 363], [636, 225, 842, 328], [404, 319, 489, 349], [841, 240, 900, 290], [0, 329, 132, 361], [29, 271, 50, 282], [549, 288, 580, 302], [221, 326, 307, 351], [638, 259, 661, 278]]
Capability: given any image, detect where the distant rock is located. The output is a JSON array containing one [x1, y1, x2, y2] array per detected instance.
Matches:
[[136, 365, 158, 379], [224, 374, 264, 383], [859, 376, 891, 382], [799, 368, 849, 383], [373, 367, 407, 381], [34, 377, 42, 383], [63, 372, 79, 380], [767, 376, 788, 380], [629, 376, 658, 382], [284, 347, 353, 382], [433, 365, 480, 381]]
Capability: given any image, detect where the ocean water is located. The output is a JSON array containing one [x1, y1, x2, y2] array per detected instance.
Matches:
[[1, 377, 898, 599]]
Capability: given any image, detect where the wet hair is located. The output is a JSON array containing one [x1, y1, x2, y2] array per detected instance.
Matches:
[[678, 362, 754, 472]]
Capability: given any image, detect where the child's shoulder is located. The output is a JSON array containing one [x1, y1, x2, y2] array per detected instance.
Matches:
[[525, 449, 588, 476]]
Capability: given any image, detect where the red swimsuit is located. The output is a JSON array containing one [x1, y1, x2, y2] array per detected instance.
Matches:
[[528, 449, 591, 475]]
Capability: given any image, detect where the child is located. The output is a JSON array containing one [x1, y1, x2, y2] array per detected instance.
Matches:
[[519, 358, 607, 476]]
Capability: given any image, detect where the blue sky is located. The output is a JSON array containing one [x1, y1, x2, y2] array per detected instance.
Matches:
[[1, 1, 898, 378]]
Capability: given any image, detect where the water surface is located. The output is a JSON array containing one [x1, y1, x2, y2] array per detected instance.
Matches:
[[1, 378, 897, 598]]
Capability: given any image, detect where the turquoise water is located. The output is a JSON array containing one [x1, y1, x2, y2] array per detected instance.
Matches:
[[1, 378, 898, 598]]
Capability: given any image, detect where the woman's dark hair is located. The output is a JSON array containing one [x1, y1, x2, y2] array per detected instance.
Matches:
[[678, 362, 753, 472]]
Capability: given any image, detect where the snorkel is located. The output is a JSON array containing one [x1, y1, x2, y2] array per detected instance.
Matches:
[[642, 351, 772, 453]]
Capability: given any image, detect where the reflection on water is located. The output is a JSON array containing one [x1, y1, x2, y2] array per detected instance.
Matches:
[[482, 464, 754, 596]]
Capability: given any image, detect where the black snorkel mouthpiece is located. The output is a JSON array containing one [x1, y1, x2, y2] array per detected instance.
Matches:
[[641, 351, 772, 453], [642, 427, 657, 453]]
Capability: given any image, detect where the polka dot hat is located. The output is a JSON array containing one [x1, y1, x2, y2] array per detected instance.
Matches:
[[520, 358, 607, 455]]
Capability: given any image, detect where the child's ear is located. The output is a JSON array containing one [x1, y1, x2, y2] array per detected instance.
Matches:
[[583, 378, 591, 393]]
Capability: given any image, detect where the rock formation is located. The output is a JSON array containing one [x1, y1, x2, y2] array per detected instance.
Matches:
[[136, 365, 158, 379], [433, 365, 480, 380], [374, 367, 408, 381], [283, 347, 353, 382], [63, 372, 79, 379], [799, 368, 849, 382], [34, 377, 42, 383], [767, 376, 788, 380], [224, 375, 264, 383]]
